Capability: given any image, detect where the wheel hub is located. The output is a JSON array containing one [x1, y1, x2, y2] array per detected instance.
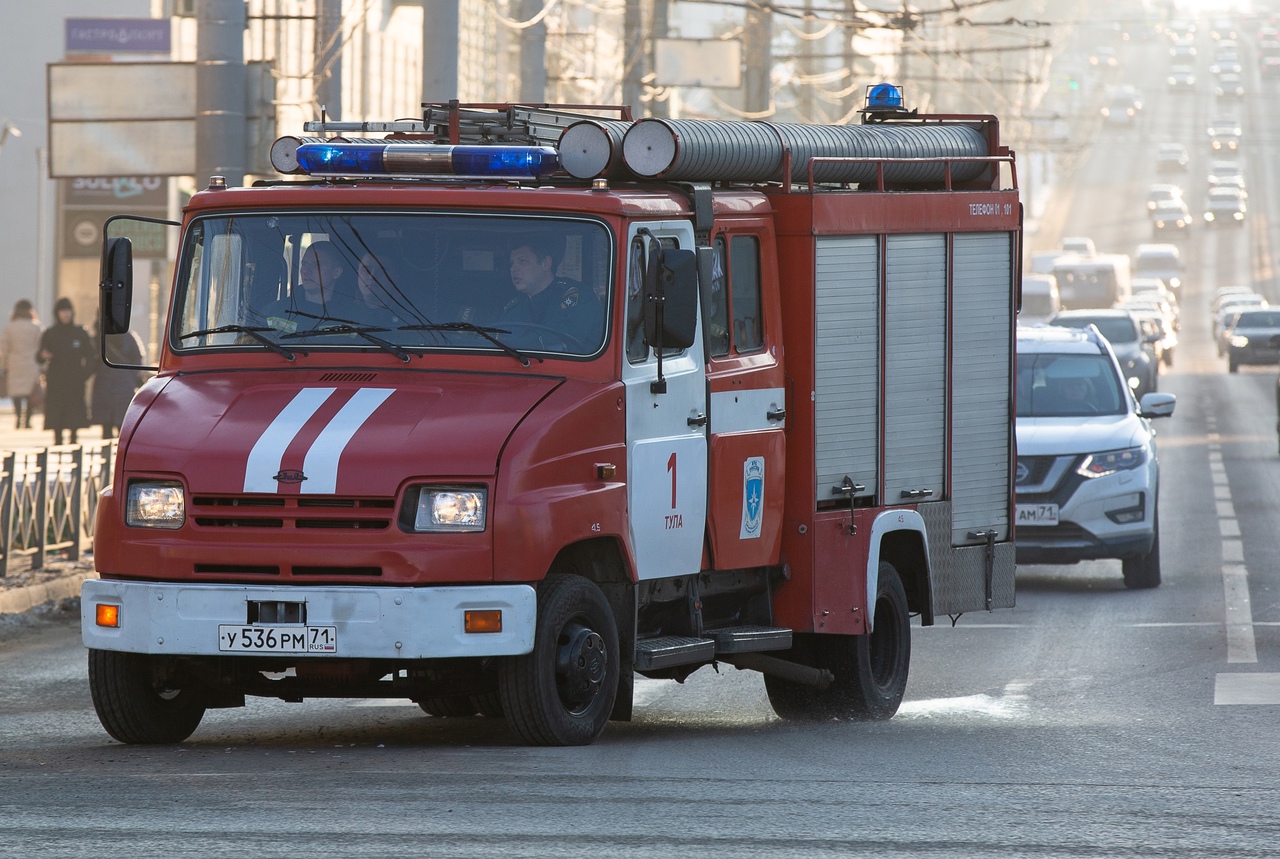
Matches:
[[555, 621, 606, 712]]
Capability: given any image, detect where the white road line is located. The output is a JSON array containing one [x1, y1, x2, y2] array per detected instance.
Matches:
[[1215, 674, 1280, 705], [1219, 518, 1241, 538], [1215, 500, 1236, 518], [1223, 563, 1258, 664], [1222, 539, 1244, 563]]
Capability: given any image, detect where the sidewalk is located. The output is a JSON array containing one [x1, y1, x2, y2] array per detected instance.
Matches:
[[0, 401, 104, 615]]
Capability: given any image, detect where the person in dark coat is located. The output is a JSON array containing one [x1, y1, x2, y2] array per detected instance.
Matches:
[[38, 297, 93, 445], [90, 322, 145, 439]]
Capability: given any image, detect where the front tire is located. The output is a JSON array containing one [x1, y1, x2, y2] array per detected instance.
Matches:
[[499, 575, 619, 746], [88, 650, 206, 744], [1122, 509, 1161, 589], [765, 562, 911, 721]]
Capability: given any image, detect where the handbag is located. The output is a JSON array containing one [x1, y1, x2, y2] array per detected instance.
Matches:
[[29, 377, 44, 411]]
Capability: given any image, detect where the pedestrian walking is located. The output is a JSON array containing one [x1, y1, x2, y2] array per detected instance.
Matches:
[[90, 322, 145, 439], [38, 297, 92, 445], [0, 299, 43, 429]]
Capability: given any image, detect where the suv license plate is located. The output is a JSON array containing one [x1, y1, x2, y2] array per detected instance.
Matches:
[[218, 625, 337, 654], [1016, 504, 1059, 526]]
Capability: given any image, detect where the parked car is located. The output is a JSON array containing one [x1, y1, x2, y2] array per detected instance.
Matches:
[[1048, 309, 1160, 397], [1203, 186, 1247, 224], [1015, 325, 1175, 589], [1223, 309, 1280, 372]]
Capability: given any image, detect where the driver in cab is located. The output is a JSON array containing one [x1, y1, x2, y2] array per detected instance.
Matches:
[[501, 235, 603, 350]]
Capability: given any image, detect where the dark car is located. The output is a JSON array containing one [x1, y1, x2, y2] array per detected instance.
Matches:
[[1048, 309, 1159, 396], [1225, 309, 1280, 372]]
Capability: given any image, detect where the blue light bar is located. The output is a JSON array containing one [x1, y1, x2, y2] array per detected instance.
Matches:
[[294, 142, 561, 179]]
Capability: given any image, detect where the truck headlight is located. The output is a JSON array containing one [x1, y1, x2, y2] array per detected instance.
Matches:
[[408, 486, 487, 532], [1077, 447, 1147, 479], [126, 481, 185, 529]]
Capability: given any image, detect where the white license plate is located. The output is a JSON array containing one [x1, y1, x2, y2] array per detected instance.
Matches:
[[1016, 503, 1059, 526], [218, 625, 337, 654]]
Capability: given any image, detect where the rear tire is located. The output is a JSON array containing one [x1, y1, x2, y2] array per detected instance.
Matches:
[[765, 562, 911, 721], [88, 649, 206, 744], [499, 575, 619, 746], [1122, 509, 1161, 589]]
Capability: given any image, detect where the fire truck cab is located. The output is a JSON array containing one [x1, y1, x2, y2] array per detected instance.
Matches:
[[83, 93, 1019, 746]]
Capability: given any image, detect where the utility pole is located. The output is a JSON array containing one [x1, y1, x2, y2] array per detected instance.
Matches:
[[195, 0, 247, 187], [423, 0, 460, 102], [650, 0, 670, 118], [520, 0, 548, 102], [743, 3, 772, 115], [623, 0, 643, 111], [315, 0, 343, 117]]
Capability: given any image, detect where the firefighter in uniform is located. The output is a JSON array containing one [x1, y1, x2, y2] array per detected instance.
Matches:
[[501, 235, 603, 350]]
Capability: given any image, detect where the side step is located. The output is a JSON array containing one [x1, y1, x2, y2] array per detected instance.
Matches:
[[635, 636, 716, 671], [634, 626, 793, 670], [706, 625, 792, 654]]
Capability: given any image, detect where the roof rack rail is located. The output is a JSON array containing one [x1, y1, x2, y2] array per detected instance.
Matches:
[[301, 104, 633, 148]]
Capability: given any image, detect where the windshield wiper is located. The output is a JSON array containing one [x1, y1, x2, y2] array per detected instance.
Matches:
[[181, 325, 301, 361], [397, 322, 541, 367], [280, 324, 413, 363]]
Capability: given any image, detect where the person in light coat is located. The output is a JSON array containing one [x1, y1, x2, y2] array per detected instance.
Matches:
[[0, 299, 43, 429]]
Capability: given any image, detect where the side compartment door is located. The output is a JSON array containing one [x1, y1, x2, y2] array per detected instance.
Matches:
[[622, 221, 708, 580], [704, 229, 786, 569]]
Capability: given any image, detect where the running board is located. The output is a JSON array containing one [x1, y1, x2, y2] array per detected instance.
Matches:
[[635, 626, 793, 670]]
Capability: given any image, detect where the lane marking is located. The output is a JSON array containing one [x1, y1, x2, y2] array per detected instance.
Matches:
[[1223, 563, 1258, 664], [1215, 673, 1280, 705]]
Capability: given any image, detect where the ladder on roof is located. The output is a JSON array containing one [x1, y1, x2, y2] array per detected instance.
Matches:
[[301, 102, 633, 147]]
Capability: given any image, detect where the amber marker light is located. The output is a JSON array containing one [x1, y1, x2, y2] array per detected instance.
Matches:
[[464, 610, 502, 634], [96, 604, 120, 628]]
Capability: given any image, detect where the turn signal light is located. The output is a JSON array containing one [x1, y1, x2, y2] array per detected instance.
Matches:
[[464, 610, 502, 634], [96, 604, 120, 628]]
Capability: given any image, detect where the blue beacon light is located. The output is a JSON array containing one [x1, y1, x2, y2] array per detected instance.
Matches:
[[867, 83, 905, 109], [294, 142, 561, 179]]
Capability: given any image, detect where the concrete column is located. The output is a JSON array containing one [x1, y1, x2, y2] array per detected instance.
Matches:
[[315, 0, 344, 117], [519, 0, 547, 102], [743, 4, 772, 115], [195, 0, 247, 187], [423, 0, 460, 102]]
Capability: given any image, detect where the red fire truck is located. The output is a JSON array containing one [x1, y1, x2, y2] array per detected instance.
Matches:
[[83, 89, 1019, 746]]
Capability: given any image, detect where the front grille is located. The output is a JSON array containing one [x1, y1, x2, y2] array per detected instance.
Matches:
[[190, 495, 396, 530], [1017, 522, 1096, 543], [1016, 456, 1055, 486], [319, 372, 379, 383]]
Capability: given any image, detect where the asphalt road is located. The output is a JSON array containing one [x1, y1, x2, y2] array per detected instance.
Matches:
[[5, 19, 1280, 859]]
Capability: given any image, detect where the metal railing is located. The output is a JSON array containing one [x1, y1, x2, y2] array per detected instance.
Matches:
[[0, 440, 116, 576]]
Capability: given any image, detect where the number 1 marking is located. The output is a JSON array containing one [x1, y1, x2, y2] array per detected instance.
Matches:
[[667, 451, 677, 509]]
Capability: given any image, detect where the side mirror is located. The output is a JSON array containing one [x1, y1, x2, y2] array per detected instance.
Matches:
[[1138, 391, 1176, 418], [100, 236, 133, 335], [649, 248, 698, 350]]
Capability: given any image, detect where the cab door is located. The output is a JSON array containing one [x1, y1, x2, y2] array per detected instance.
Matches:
[[622, 221, 708, 581], [703, 227, 785, 569]]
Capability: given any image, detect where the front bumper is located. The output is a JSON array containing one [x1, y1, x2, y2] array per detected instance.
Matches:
[[82, 580, 536, 659]]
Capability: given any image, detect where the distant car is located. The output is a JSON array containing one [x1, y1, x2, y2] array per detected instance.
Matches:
[[1203, 186, 1247, 225], [1210, 60, 1243, 75], [1215, 74, 1245, 98], [1214, 294, 1268, 354], [1020, 274, 1060, 325], [1262, 55, 1280, 77], [1150, 198, 1193, 233], [1224, 309, 1280, 372], [1048, 309, 1160, 397], [1211, 20, 1239, 41], [1207, 117, 1242, 151], [1168, 65, 1196, 90], [1134, 243, 1183, 295], [1091, 46, 1119, 66], [1101, 86, 1143, 123], [1015, 325, 1175, 589], [1170, 44, 1197, 61], [1061, 236, 1097, 256], [1155, 143, 1189, 172], [1208, 161, 1244, 187], [1146, 183, 1184, 212], [1123, 307, 1177, 367]]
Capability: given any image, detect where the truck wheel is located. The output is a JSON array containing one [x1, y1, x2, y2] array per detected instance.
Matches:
[[417, 696, 477, 717], [87, 649, 206, 744], [1228, 358, 1239, 374], [765, 562, 911, 721], [471, 690, 504, 718], [499, 575, 618, 746], [1122, 510, 1161, 589]]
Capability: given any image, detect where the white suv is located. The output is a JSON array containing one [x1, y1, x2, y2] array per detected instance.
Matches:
[[1015, 326, 1176, 588]]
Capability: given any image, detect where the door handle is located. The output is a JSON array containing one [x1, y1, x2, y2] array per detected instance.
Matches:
[[900, 488, 935, 499], [766, 407, 787, 422], [687, 413, 709, 428]]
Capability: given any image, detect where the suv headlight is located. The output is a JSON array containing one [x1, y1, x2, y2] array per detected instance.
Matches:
[[126, 481, 185, 529], [405, 486, 487, 532], [1077, 447, 1147, 479]]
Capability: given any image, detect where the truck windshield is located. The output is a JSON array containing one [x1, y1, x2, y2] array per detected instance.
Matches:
[[173, 213, 612, 358]]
